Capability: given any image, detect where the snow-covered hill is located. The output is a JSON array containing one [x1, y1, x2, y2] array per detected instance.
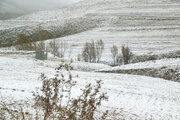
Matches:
[[0, 0, 180, 57]]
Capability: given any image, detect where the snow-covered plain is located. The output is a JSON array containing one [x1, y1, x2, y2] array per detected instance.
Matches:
[[0, 55, 180, 119]]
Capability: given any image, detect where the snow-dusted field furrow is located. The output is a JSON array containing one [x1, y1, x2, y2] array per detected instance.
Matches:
[[0, 56, 180, 119], [102, 58, 180, 70]]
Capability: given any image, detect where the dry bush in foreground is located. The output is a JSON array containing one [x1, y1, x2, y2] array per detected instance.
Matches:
[[0, 62, 109, 120]]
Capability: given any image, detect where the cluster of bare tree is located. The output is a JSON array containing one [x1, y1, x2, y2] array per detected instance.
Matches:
[[80, 40, 132, 66], [15, 32, 133, 65], [47, 40, 67, 58], [81, 40, 104, 63], [111, 45, 132, 65], [15, 32, 68, 59]]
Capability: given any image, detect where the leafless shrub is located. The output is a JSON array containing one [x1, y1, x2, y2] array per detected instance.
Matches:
[[82, 40, 104, 63], [111, 45, 118, 65], [33, 62, 108, 120], [0, 101, 33, 120]]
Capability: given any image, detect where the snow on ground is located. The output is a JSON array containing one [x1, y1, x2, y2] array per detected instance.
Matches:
[[0, 55, 180, 119], [0, 0, 180, 119], [101, 58, 180, 71]]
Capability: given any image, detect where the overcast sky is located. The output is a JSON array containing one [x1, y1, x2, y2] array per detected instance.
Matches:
[[0, 0, 80, 12]]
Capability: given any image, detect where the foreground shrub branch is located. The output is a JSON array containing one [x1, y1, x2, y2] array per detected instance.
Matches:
[[33, 62, 108, 120]]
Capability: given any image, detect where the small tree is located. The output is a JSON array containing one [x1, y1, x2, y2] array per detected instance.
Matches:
[[111, 45, 118, 65], [122, 45, 132, 64], [48, 40, 60, 57], [95, 40, 104, 63], [82, 42, 93, 62]]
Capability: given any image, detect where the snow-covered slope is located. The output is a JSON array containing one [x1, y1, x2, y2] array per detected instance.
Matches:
[[0, 0, 180, 57], [0, 55, 180, 119]]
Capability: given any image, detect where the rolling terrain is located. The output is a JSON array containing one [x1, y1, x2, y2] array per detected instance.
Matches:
[[0, 0, 180, 119], [0, 0, 180, 57]]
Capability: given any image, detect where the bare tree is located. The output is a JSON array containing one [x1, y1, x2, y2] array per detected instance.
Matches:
[[48, 40, 67, 58], [95, 40, 104, 63], [59, 40, 67, 58], [82, 42, 93, 62], [82, 40, 104, 63], [48, 40, 60, 57], [111, 45, 118, 65], [122, 45, 132, 64]]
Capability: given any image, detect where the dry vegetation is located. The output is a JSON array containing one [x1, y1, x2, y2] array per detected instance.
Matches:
[[0, 62, 109, 120]]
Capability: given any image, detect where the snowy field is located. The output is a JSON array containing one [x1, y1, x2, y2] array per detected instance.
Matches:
[[0, 0, 180, 119], [0, 54, 180, 119]]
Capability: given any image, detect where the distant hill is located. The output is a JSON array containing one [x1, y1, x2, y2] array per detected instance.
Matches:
[[0, 1, 27, 20], [0, 13, 26, 20], [0, 0, 79, 20], [0, 0, 180, 56]]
